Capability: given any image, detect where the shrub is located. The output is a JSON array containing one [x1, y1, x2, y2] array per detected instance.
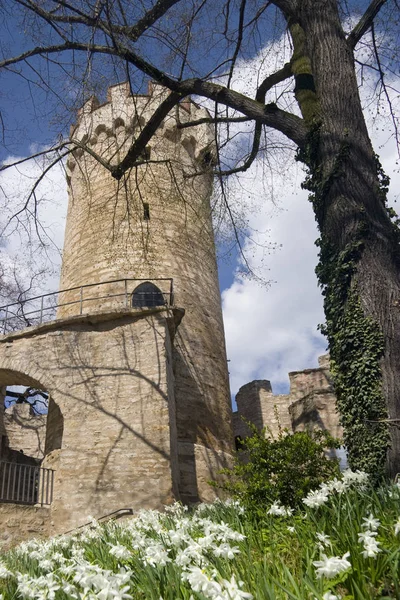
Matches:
[[219, 425, 341, 512]]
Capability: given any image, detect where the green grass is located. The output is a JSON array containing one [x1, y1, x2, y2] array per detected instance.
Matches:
[[0, 472, 399, 599]]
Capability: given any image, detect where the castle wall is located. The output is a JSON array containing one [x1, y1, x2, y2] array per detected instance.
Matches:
[[233, 355, 343, 441], [0, 308, 180, 535], [235, 380, 292, 440], [44, 398, 63, 456], [0, 504, 50, 551], [58, 82, 233, 502], [2, 403, 47, 462]]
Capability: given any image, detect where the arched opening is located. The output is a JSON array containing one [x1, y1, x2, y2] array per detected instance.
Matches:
[[0, 371, 61, 505], [132, 282, 166, 308], [2, 385, 48, 465], [4, 386, 48, 415]]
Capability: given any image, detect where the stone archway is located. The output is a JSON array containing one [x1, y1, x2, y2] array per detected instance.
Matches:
[[0, 370, 50, 464], [0, 369, 62, 507]]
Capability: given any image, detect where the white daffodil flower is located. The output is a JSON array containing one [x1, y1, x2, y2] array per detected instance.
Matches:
[[313, 552, 351, 579], [362, 514, 380, 531]]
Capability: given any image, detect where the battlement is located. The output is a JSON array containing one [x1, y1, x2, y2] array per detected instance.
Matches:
[[233, 354, 342, 440], [67, 81, 215, 172]]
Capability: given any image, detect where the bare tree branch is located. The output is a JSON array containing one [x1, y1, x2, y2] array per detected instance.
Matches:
[[177, 116, 251, 128], [14, 0, 184, 42], [370, 22, 400, 152], [347, 0, 388, 49], [227, 0, 247, 88], [217, 62, 293, 176], [112, 91, 183, 178]]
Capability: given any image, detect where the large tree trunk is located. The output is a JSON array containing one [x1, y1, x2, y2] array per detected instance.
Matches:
[[299, 0, 400, 477]]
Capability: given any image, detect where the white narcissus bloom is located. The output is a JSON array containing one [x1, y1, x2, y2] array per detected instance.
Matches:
[[358, 531, 377, 543], [213, 543, 241, 559], [109, 544, 132, 560], [196, 534, 217, 550], [167, 529, 191, 546], [96, 584, 133, 600], [164, 501, 188, 515], [221, 575, 253, 599], [62, 581, 78, 597], [361, 539, 381, 558], [362, 514, 380, 531], [341, 470, 369, 486], [313, 552, 351, 579], [394, 518, 400, 536], [267, 501, 292, 517], [17, 572, 61, 600], [39, 559, 55, 572], [143, 543, 170, 567], [175, 545, 205, 568], [183, 566, 222, 598], [303, 489, 330, 508], [267, 501, 287, 516], [316, 532, 331, 547], [0, 562, 12, 578], [331, 480, 347, 494]]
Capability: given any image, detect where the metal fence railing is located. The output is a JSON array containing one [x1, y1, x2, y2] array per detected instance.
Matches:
[[0, 278, 174, 335], [0, 461, 54, 506]]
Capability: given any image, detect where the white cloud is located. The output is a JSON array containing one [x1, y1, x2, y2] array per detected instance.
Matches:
[[222, 157, 326, 397], [0, 151, 68, 295]]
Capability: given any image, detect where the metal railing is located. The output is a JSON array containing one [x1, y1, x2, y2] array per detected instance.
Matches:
[[0, 278, 174, 335], [63, 508, 134, 535], [0, 461, 54, 506]]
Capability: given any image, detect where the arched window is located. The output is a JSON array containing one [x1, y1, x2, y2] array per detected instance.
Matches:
[[132, 282, 166, 308]]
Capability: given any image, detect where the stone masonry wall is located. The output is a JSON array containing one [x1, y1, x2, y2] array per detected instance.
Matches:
[[234, 380, 292, 440], [0, 504, 50, 551], [233, 355, 342, 441], [0, 308, 180, 535], [2, 403, 47, 461]]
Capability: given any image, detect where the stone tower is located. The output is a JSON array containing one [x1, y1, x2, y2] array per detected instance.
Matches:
[[0, 81, 233, 541], [59, 81, 233, 503]]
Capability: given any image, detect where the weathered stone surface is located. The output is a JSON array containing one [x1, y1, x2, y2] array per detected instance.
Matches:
[[0, 504, 50, 550], [2, 403, 46, 461], [0, 309, 180, 534], [235, 380, 291, 440], [233, 355, 342, 441], [58, 81, 233, 503]]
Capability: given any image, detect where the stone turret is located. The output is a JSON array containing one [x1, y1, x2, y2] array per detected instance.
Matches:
[[59, 81, 233, 502]]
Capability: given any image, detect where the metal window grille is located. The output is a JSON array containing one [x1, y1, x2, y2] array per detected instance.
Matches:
[[0, 461, 54, 506]]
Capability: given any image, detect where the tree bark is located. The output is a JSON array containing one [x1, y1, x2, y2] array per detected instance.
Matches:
[[299, 0, 400, 477]]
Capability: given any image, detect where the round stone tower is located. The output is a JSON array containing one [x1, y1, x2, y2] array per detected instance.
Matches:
[[58, 82, 233, 502]]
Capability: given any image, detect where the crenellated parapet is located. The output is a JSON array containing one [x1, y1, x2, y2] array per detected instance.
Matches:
[[66, 81, 215, 175], [233, 354, 343, 442]]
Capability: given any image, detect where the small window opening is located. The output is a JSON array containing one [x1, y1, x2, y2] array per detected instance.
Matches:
[[202, 151, 213, 166], [139, 146, 151, 161], [143, 203, 150, 221], [132, 282, 166, 308]]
